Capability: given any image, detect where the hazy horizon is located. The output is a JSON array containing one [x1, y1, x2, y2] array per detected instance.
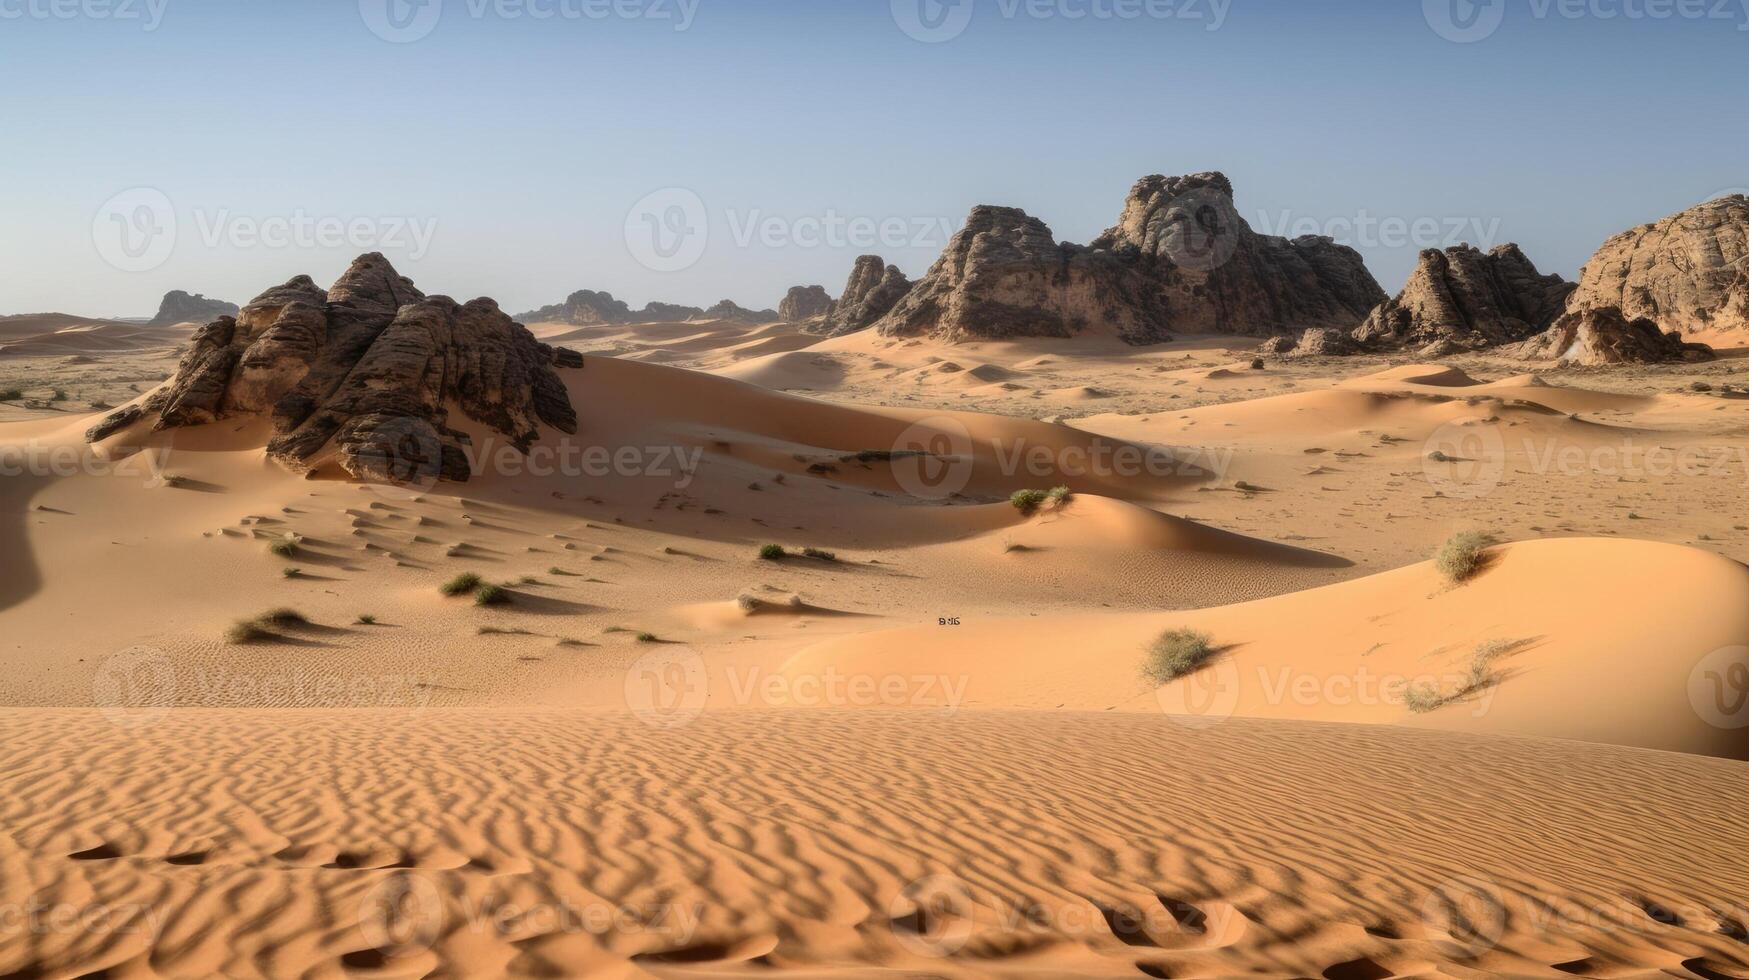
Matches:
[[3, 0, 1745, 318]]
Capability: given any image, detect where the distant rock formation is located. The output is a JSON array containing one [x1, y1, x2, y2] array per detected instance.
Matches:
[[88, 253, 582, 486], [148, 290, 239, 327], [818, 256, 913, 336], [1566, 194, 1749, 336], [778, 285, 834, 323], [515, 291, 704, 325], [1260, 327, 1361, 358], [874, 172, 1385, 343], [691, 300, 777, 323], [1354, 244, 1574, 352], [1510, 306, 1714, 365]]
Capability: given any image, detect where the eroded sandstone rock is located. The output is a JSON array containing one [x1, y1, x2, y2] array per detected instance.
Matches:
[[778, 285, 834, 323], [1355, 244, 1573, 350], [1510, 306, 1715, 365], [147, 290, 239, 327], [1568, 194, 1749, 336], [87, 253, 583, 487], [818, 255, 914, 336]]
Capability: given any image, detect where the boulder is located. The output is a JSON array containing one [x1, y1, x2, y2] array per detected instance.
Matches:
[[1284, 327, 1359, 358], [778, 285, 834, 323], [874, 172, 1385, 344], [86, 253, 583, 488], [147, 290, 239, 327], [1568, 194, 1749, 336], [1510, 306, 1716, 365], [1354, 244, 1574, 350]]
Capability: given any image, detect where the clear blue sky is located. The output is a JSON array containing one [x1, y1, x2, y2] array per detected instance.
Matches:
[[2, 0, 1744, 318]]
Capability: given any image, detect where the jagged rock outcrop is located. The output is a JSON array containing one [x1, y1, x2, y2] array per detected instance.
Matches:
[[874, 173, 1385, 343], [87, 253, 583, 486], [817, 256, 913, 336], [1510, 306, 1715, 365], [1354, 244, 1574, 351], [691, 300, 777, 323], [515, 291, 704, 325], [778, 285, 833, 323], [1568, 194, 1749, 336], [147, 290, 239, 327], [1266, 327, 1360, 358]]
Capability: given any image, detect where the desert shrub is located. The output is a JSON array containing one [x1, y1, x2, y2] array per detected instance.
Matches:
[[474, 583, 511, 607], [440, 572, 483, 596], [259, 608, 307, 626], [1435, 531, 1497, 585], [281, 567, 302, 579], [1046, 486, 1072, 504], [1401, 683, 1445, 714], [1010, 489, 1049, 515], [801, 547, 837, 562], [636, 632, 659, 643], [226, 619, 274, 644], [758, 544, 786, 561], [356, 614, 377, 625], [0, 388, 22, 402], [267, 537, 299, 558], [1142, 629, 1217, 685]]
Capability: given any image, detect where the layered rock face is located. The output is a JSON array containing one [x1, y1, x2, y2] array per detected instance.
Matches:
[[1354, 244, 1574, 352], [818, 256, 913, 336], [874, 173, 1385, 343], [1568, 194, 1749, 336], [1510, 307, 1715, 366], [691, 300, 777, 323], [778, 285, 833, 323], [148, 290, 239, 327], [514, 291, 705, 326], [88, 254, 582, 486]]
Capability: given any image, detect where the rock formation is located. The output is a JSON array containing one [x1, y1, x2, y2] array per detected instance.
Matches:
[[1353, 244, 1574, 352], [147, 290, 239, 327], [1567, 194, 1749, 336], [1510, 306, 1715, 365], [88, 253, 583, 486], [691, 300, 777, 323], [874, 172, 1385, 343], [778, 285, 834, 323], [515, 291, 704, 325], [817, 256, 913, 336]]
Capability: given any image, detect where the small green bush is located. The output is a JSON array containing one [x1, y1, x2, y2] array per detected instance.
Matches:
[[258, 608, 307, 626], [636, 632, 659, 643], [281, 567, 302, 579], [1142, 629, 1217, 685], [440, 572, 483, 596], [1435, 531, 1497, 585], [1046, 486, 1072, 504], [758, 544, 786, 561], [474, 583, 511, 606], [356, 614, 377, 625], [1010, 489, 1049, 515], [268, 538, 298, 558], [226, 619, 274, 644]]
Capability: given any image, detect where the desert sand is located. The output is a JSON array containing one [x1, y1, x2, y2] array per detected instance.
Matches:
[[3, 316, 1748, 977]]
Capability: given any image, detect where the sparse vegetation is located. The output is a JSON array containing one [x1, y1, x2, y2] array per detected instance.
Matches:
[[259, 608, 308, 626], [1046, 486, 1072, 504], [0, 388, 23, 402], [440, 572, 483, 596], [226, 619, 274, 644], [281, 567, 302, 579], [1435, 531, 1497, 585], [758, 544, 787, 561], [548, 566, 577, 577], [474, 583, 511, 607], [1401, 638, 1516, 714], [356, 614, 377, 625], [1010, 488, 1049, 515], [801, 547, 837, 562], [267, 537, 299, 558], [636, 632, 659, 643], [1142, 629, 1217, 685]]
